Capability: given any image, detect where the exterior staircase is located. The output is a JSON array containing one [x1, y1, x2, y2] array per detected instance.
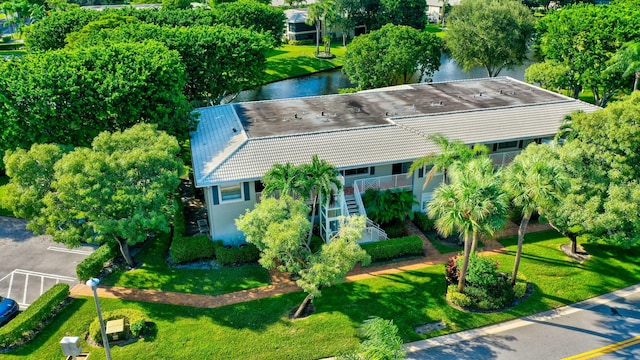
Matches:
[[345, 195, 360, 216]]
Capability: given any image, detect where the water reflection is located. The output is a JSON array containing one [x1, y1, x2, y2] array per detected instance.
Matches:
[[234, 52, 533, 103]]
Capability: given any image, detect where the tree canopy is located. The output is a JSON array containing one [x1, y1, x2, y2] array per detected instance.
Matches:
[[379, 0, 425, 29], [535, 2, 640, 105], [0, 41, 193, 168], [548, 94, 640, 251], [68, 22, 271, 103], [8, 124, 183, 268], [445, 0, 535, 77], [343, 24, 442, 89]]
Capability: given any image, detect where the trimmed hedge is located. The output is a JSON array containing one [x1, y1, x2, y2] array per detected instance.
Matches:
[[0, 283, 69, 348], [413, 211, 435, 232], [170, 234, 216, 263], [76, 241, 118, 282], [215, 244, 260, 266], [89, 309, 146, 345], [0, 42, 24, 50], [360, 236, 424, 263]]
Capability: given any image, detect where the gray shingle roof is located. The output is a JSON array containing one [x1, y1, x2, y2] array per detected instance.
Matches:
[[191, 78, 601, 187]]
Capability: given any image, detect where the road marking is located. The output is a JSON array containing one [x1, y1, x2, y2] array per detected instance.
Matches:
[[562, 335, 640, 360], [11, 269, 77, 282], [47, 246, 93, 256]]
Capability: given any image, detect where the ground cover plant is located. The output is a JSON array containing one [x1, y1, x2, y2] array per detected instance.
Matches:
[[101, 230, 270, 296], [8, 230, 640, 359], [264, 42, 346, 83]]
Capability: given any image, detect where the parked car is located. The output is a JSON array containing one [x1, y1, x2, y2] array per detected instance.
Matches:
[[0, 296, 18, 326]]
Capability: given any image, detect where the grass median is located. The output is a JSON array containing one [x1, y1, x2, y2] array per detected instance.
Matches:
[[9, 230, 640, 359]]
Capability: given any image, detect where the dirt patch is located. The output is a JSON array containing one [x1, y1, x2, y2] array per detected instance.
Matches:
[[415, 320, 446, 335], [179, 179, 208, 236], [560, 244, 590, 263]]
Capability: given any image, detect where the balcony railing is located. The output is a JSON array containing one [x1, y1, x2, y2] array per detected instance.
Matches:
[[489, 150, 521, 167], [353, 174, 413, 194]]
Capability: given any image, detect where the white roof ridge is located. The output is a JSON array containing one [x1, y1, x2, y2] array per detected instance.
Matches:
[[246, 123, 397, 141]]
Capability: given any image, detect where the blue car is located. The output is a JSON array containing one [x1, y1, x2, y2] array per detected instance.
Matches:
[[0, 297, 18, 326]]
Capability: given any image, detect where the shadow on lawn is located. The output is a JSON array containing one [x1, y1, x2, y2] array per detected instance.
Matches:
[[266, 57, 337, 82]]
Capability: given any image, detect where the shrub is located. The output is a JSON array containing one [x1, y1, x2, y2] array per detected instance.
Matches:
[[173, 199, 186, 237], [215, 244, 260, 266], [76, 241, 118, 282], [383, 221, 409, 238], [360, 236, 423, 263], [458, 253, 500, 287], [514, 281, 528, 298], [413, 211, 435, 232], [444, 256, 459, 284], [170, 235, 216, 264], [2, 35, 11, 42], [309, 235, 324, 253], [89, 309, 146, 345], [446, 285, 471, 308], [0, 283, 69, 348], [0, 42, 24, 50]]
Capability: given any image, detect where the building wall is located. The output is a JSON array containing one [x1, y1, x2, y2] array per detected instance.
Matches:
[[206, 183, 258, 246]]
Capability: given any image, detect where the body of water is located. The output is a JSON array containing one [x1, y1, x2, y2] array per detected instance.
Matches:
[[234, 52, 534, 103]]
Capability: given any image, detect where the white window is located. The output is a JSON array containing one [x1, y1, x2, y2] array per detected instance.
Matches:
[[219, 183, 243, 203]]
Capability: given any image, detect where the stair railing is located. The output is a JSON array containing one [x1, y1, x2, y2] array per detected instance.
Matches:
[[352, 181, 367, 217]]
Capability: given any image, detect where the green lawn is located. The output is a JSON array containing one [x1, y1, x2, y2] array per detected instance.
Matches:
[[425, 24, 446, 39], [9, 230, 640, 359], [264, 43, 347, 83], [101, 231, 271, 296]]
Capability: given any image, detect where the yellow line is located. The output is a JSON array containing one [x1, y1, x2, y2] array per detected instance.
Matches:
[[563, 335, 640, 360]]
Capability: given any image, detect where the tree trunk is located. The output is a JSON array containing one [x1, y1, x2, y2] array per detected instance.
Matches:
[[116, 236, 135, 268], [511, 211, 531, 286], [342, 33, 346, 47], [471, 232, 479, 253], [570, 234, 577, 254], [457, 233, 472, 292], [293, 293, 314, 319], [308, 193, 318, 245], [315, 21, 320, 55], [634, 71, 639, 92]]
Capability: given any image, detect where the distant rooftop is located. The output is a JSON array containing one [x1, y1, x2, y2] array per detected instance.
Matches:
[[233, 77, 563, 138]]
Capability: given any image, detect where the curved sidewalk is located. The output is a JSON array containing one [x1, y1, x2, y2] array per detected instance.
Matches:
[[70, 221, 547, 308]]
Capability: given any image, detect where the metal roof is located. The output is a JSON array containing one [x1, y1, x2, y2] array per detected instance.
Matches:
[[191, 77, 600, 187]]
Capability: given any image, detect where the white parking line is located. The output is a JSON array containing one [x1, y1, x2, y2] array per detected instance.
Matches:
[[47, 246, 93, 256], [1, 269, 79, 308], [12, 269, 77, 282]]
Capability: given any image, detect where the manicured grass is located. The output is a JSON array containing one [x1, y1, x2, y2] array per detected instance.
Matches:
[[10, 231, 640, 359], [264, 42, 347, 83], [101, 231, 270, 296], [0, 176, 13, 217], [425, 24, 446, 39]]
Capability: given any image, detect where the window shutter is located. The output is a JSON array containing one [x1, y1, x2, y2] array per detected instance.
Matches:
[[212, 186, 219, 205], [370, 166, 375, 175], [244, 182, 250, 201], [418, 167, 424, 178]]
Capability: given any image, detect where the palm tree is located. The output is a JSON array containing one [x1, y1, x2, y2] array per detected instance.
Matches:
[[306, 0, 335, 56], [262, 163, 305, 199], [609, 42, 640, 92], [300, 155, 342, 244], [408, 133, 489, 189], [502, 143, 568, 285], [428, 156, 508, 292]]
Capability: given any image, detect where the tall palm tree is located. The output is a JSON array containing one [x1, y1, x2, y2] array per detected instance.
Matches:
[[306, 0, 335, 55], [301, 155, 342, 244], [262, 163, 305, 199], [428, 156, 508, 292], [609, 42, 640, 92], [503, 143, 568, 285], [408, 133, 489, 189]]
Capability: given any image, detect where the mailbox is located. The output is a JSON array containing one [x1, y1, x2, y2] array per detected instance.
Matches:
[[60, 336, 81, 357]]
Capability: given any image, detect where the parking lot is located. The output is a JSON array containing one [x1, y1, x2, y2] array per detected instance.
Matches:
[[0, 216, 95, 308]]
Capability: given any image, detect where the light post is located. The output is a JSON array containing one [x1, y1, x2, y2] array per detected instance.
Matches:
[[86, 278, 112, 360]]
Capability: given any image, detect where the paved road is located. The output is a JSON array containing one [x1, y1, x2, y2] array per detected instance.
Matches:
[[406, 285, 640, 359], [0, 216, 95, 307]]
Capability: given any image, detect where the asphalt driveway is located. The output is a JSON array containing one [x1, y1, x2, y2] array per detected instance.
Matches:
[[0, 216, 95, 307]]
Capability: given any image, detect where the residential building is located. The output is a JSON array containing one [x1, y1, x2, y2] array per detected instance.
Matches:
[[190, 77, 599, 245]]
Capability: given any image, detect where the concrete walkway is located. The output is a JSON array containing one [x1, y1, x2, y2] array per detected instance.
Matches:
[[70, 221, 550, 308]]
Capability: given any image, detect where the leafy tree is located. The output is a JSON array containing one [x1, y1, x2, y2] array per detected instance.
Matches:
[[2, 144, 71, 219], [28, 124, 183, 268], [64, 13, 140, 47], [536, 2, 640, 105], [427, 157, 508, 292], [380, 0, 425, 29], [68, 22, 271, 104], [236, 197, 370, 318], [502, 143, 568, 284], [214, 0, 286, 47], [524, 60, 572, 94], [607, 42, 640, 92], [0, 41, 193, 168], [162, 0, 192, 10], [547, 95, 640, 252], [306, 0, 334, 55], [262, 162, 306, 199], [445, 0, 535, 77], [300, 155, 342, 244], [343, 23, 442, 89], [408, 133, 489, 188], [362, 189, 416, 225], [24, 7, 100, 50]]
